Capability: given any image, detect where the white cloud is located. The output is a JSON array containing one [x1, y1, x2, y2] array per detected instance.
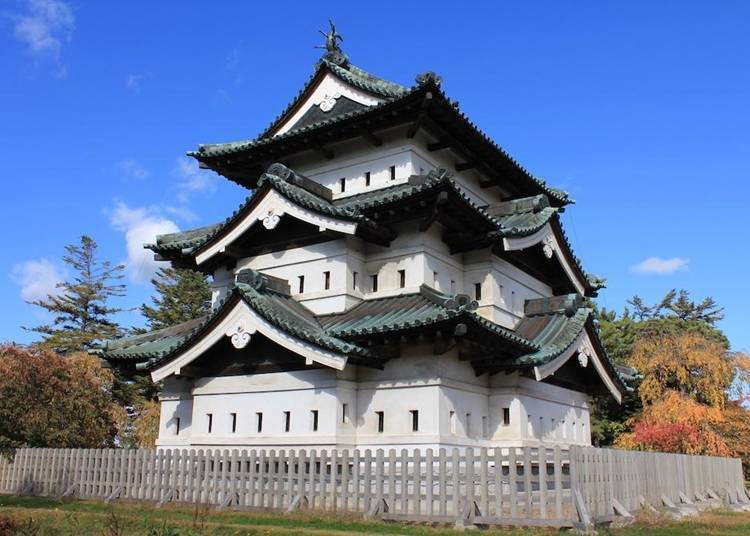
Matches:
[[125, 73, 144, 94], [173, 156, 216, 204], [109, 202, 179, 284], [116, 158, 150, 180], [11, 258, 65, 302], [630, 256, 689, 276], [12, 0, 74, 74]]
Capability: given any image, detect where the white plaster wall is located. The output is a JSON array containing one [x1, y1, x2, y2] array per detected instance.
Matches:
[[154, 351, 591, 451]]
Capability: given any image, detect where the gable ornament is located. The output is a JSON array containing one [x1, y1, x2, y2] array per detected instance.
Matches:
[[318, 92, 341, 112], [577, 342, 589, 368], [226, 322, 257, 349], [542, 234, 555, 259], [262, 209, 281, 229]]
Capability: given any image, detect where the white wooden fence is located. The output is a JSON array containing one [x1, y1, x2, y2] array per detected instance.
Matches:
[[0, 445, 746, 529]]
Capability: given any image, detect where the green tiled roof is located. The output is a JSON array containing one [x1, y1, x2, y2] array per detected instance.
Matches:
[[147, 163, 377, 257], [98, 269, 618, 389], [319, 285, 535, 350], [149, 165, 560, 260], [255, 58, 408, 142], [189, 60, 571, 206], [514, 307, 592, 366], [96, 269, 368, 368]]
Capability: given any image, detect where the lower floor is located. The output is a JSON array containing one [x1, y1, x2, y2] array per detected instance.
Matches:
[[155, 350, 591, 451]]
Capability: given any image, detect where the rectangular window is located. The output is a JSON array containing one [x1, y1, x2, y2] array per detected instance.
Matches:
[[342, 403, 349, 424], [503, 407, 511, 426], [398, 269, 406, 288], [284, 411, 291, 432], [376, 411, 384, 433], [207, 413, 213, 434], [175, 417, 181, 436], [474, 282, 482, 300], [298, 275, 305, 294], [371, 274, 378, 292], [365, 171, 371, 186], [324, 271, 331, 290], [339, 177, 346, 192], [352, 272, 358, 290], [256, 412, 263, 433], [465, 413, 472, 436], [450, 280, 456, 294], [230, 412, 237, 434], [410, 410, 419, 432], [482, 416, 488, 439], [389, 165, 396, 181], [450, 411, 456, 434], [432, 271, 439, 287], [311, 410, 319, 432]]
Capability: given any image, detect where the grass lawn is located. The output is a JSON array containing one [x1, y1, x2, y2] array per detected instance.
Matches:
[[1, 495, 750, 535]]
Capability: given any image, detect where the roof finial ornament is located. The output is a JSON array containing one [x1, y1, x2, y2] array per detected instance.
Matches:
[[316, 19, 349, 67]]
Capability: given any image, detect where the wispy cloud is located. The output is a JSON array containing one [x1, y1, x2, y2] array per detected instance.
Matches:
[[630, 256, 689, 276], [11, 258, 65, 302], [10, 0, 74, 77], [125, 73, 144, 94], [116, 158, 150, 180], [109, 202, 179, 284], [173, 156, 216, 204]]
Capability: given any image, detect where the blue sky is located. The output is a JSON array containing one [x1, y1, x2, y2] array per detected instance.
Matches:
[[1, 1, 748, 351]]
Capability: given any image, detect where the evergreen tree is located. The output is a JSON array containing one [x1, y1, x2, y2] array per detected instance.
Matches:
[[25, 235, 125, 353], [140, 266, 211, 330]]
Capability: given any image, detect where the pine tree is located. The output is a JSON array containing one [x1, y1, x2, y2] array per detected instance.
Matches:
[[26, 235, 125, 353], [140, 266, 211, 330]]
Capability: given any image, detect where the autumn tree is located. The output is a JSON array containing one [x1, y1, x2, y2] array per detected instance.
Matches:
[[0, 344, 124, 454], [629, 333, 736, 408], [25, 235, 125, 353]]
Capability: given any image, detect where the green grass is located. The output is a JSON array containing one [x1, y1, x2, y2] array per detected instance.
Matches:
[[0, 495, 749, 535]]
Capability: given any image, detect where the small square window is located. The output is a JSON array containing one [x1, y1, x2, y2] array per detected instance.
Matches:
[[398, 269, 406, 288], [324, 271, 331, 290], [342, 403, 349, 424], [376, 411, 384, 433], [284, 411, 291, 433], [371, 274, 378, 292], [410, 410, 419, 432]]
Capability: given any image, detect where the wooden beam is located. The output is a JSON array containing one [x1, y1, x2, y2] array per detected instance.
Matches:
[[427, 140, 451, 152], [406, 91, 433, 139], [360, 131, 382, 147], [314, 144, 334, 160], [455, 161, 476, 172]]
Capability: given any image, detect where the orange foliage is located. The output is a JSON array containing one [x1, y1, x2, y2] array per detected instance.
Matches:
[[628, 333, 734, 408], [615, 391, 730, 456]]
